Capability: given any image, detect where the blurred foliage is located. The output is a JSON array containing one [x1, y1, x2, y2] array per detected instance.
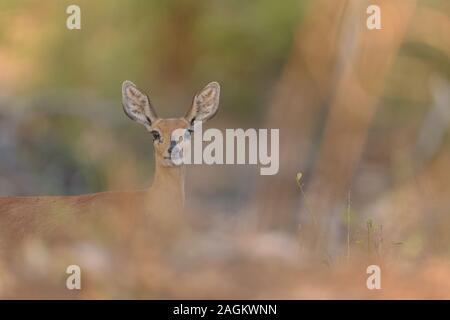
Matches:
[[0, 0, 303, 121]]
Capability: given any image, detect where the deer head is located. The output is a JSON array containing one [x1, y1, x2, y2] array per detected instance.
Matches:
[[122, 81, 220, 167]]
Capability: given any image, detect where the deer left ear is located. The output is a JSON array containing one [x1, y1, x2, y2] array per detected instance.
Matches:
[[122, 80, 159, 127], [185, 82, 220, 124]]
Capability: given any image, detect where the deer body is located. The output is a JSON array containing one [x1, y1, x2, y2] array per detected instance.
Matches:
[[0, 81, 220, 248]]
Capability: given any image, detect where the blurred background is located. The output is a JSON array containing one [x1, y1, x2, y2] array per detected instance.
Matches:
[[0, 0, 449, 298]]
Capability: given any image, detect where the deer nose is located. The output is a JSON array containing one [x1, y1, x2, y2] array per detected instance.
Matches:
[[168, 139, 177, 154]]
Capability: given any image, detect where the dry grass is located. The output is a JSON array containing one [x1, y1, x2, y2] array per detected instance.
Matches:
[[1, 201, 449, 299]]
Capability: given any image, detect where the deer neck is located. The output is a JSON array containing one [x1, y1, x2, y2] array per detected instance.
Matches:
[[150, 159, 186, 209]]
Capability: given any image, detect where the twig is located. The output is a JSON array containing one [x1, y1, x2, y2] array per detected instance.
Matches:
[[296, 173, 317, 229], [346, 190, 351, 260]]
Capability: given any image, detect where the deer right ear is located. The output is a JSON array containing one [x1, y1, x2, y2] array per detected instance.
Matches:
[[122, 81, 158, 127], [185, 81, 220, 125]]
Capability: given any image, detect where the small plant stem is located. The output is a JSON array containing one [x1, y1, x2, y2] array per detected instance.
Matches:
[[367, 220, 373, 260], [346, 190, 351, 261], [299, 184, 317, 232]]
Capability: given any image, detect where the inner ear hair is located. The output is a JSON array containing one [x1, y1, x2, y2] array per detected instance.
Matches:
[[185, 81, 220, 123], [122, 80, 159, 126]]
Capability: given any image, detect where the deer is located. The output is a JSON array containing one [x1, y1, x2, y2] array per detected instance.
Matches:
[[0, 81, 221, 254]]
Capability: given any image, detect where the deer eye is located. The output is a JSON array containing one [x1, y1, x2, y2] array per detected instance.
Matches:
[[150, 130, 161, 141]]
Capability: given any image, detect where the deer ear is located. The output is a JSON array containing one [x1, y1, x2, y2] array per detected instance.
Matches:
[[185, 82, 220, 124], [122, 81, 158, 127]]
